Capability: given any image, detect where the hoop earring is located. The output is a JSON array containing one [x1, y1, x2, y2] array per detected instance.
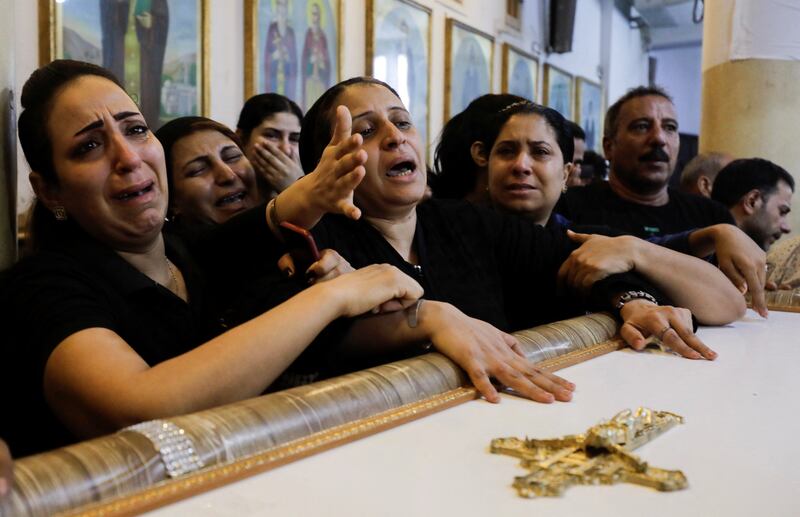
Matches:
[[53, 206, 67, 221]]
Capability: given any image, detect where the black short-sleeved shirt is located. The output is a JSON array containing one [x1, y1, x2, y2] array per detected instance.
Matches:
[[0, 230, 222, 456], [307, 199, 660, 333], [555, 182, 735, 239], [198, 200, 661, 377]]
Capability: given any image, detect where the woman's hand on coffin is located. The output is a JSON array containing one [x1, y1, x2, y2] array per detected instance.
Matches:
[[324, 263, 423, 317], [420, 302, 575, 404], [619, 299, 717, 360], [558, 231, 639, 294], [306, 105, 367, 220], [278, 248, 355, 284]]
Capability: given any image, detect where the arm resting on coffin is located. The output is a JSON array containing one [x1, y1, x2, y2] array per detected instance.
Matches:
[[558, 231, 747, 325], [340, 300, 576, 405], [42, 265, 422, 439]]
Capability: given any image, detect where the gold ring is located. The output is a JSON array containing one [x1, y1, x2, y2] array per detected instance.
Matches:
[[657, 325, 671, 341]]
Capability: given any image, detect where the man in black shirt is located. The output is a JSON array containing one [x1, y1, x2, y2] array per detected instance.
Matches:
[[711, 158, 794, 251], [555, 86, 770, 316], [556, 86, 734, 238]]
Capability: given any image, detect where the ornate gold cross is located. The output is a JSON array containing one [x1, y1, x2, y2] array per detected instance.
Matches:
[[490, 408, 688, 497]]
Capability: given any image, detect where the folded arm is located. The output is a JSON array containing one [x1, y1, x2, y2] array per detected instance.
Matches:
[[559, 231, 746, 325], [43, 265, 422, 438]]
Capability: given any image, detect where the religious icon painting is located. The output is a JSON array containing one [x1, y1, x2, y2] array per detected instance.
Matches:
[[39, 0, 209, 130], [444, 18, 494, 122], [575, 77, 603, 151], [366, 0, 431, 154], [245, 0, 341, 112], [501, 43, 538, 102], [543, 63, 573, 121]]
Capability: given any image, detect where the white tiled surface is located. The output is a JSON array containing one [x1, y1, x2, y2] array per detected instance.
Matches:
[[148, 311, 800, 517]]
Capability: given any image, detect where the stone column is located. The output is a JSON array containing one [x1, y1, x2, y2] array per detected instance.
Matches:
[[701, 0, 800, 236]]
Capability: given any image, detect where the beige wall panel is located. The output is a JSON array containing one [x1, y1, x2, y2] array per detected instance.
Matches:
[[701, 59, 800, 237]]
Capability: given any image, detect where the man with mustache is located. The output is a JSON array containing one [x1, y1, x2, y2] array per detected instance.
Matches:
[[555, 86, 734, 237], [711, 158, 793, 252], [555, 87, 772, 316]]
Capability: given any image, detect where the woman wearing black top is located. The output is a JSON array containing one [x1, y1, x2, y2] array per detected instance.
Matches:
[[431, 94, 745, 320], [0, 61, 422, 455], [281, 78, 743, 401]]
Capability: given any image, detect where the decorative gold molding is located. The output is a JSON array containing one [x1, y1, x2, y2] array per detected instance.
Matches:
[[62, 338, 624, 517], [365, 0, 374, 76], [444, 17, 453, 121], [37, 0, 54, 65], [500, 42, 538, 97], [767, 305, 800, 313], [244, 0, 342, 102], [365, 0, 432, 155], [575, 76, 601, 126], [444, 18, 495, 122], [244, 0, 258, 100], [38, 0, 209, 118], [543, 62, 573, 119], [200, 0, 210, 117], [65, 387, 479, 517]]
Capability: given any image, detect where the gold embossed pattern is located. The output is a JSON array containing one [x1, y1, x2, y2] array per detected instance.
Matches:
[[2, 314, 621, 517]]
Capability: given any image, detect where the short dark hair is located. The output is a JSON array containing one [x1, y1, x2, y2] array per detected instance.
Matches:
[[432, 94, 573, 199], [566, 120, 585, 141], [299, 77, 401, 172], [604, 85, 673, 139], [711, 158, 795, 208], [18, 60, 125, 251], [155, 116, 243, 212], [236, 93, 303, 145], [580, 150, 609, 182]]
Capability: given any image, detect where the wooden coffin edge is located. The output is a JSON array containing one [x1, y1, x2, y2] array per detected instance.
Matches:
[[62, 338, 625, 517]]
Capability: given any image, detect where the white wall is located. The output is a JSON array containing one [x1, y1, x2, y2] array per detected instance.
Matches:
[[10, 0, 651, 215], [607, 3, 648, 106], [651, 44, 703, 135], [546, 0, 603, 83]]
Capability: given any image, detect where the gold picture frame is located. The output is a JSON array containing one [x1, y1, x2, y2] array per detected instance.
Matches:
[[543, 63, 573, 121], [501, 42, 538, 102], [244, 0, 342, 111], [444, 18, 494, 121], [575, 77, 603, 151], [38, 0, 210, 128], [366, 0, 432, 154]]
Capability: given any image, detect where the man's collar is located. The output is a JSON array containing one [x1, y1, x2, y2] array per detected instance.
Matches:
[[608, 173, 670, 206]]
